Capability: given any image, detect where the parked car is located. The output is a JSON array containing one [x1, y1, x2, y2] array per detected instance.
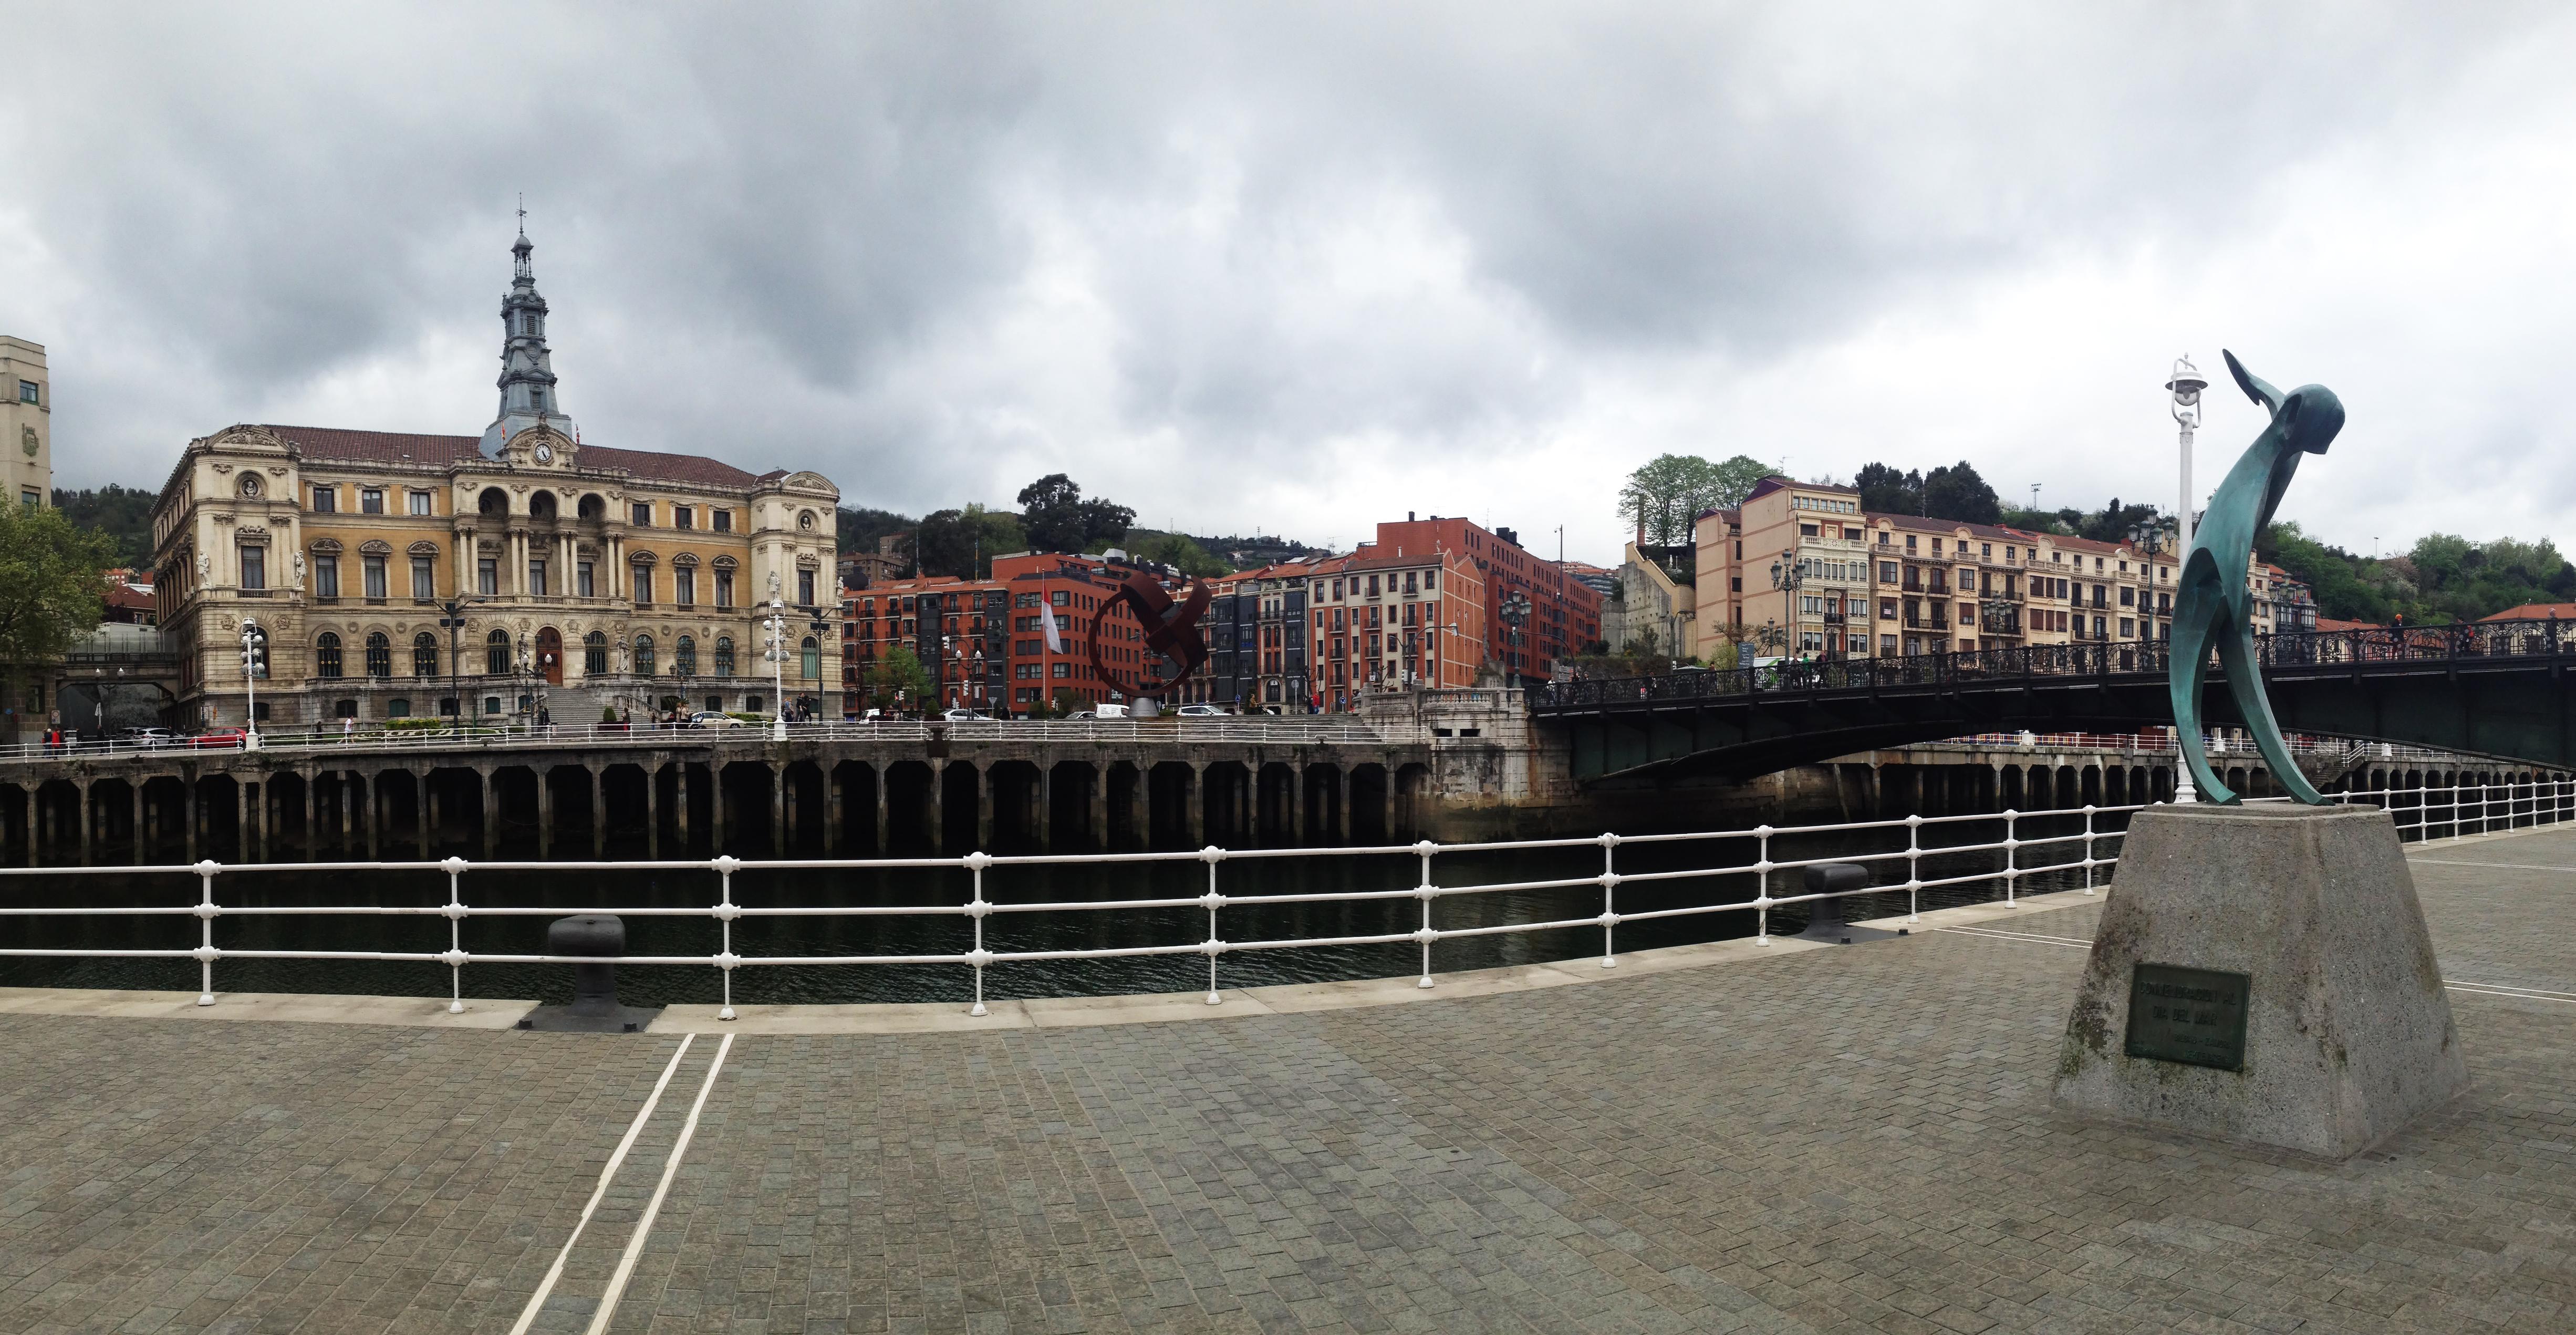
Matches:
[[126, 728, 176, 748], [186, 727, 248, 750], [941, 708, 993, 722], [1065, 710, 1097, 720], [688, 711, 742, 729], [1175, 704, 1225, 717]]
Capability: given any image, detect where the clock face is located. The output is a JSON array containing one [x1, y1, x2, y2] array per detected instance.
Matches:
[[534, 444, 554, 464]]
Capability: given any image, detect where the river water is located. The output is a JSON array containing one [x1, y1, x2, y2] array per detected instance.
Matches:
[[2, 810, 2131, 1006]]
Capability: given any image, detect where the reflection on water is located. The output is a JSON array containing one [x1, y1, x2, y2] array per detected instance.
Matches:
[[0, 811, 2130, 1005]]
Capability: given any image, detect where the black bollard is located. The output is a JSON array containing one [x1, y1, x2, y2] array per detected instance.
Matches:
[[517, 913, 663, 1033], [1791, 863, 1892, 944]]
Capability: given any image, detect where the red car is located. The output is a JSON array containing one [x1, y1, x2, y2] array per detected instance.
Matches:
[[186, 727, 248, 750]]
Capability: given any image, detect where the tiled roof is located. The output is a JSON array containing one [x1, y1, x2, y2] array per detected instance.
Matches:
[[2479, 602, 2576, 621], [262, 425, 766, 488]]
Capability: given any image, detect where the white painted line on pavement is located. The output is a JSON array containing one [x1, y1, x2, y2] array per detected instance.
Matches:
[[586, 1031, 734, 1335], [1938, 926, 2092, 948], [509, 1034, 696, 1335], [2446, 981, 2576, 1004], [2412, 860, 2576, 872]]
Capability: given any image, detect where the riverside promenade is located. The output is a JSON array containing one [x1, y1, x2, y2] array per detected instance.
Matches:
[[4, 833, 2573, 1332]]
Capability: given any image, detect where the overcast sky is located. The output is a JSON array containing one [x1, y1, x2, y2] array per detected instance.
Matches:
[[4, 3, 2572, 565]]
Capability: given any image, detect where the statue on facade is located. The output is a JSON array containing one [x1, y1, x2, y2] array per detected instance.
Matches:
[[195, 552, 211, 587], [2169, 351, 2344, 805], [615, 637, 630, 673], [292, 552, 307, 588]]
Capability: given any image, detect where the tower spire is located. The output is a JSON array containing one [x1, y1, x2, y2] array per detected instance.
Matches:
[[480, 206, 574, 456]]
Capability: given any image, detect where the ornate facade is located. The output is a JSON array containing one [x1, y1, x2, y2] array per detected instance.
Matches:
[[148, 227, 841, 729]]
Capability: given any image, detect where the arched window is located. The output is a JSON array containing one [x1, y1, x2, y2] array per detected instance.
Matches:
[[530, 491, 557, 520], [584, 631, 607, 675], [713, 637, 735, 676], [477, 487, 508, 517], [634, 634, 657, 676], [412, 632, 439, 677], [486, 628, 511, 675], [801, 635, 820, 681], [315, 632, 343, 679], [577, 493, 606, 521], [365, 632, 391, 679], [674, 635, 697, 676]]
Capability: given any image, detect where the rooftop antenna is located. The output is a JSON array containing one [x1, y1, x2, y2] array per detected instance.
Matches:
[[2030, 483, 2041, 512]]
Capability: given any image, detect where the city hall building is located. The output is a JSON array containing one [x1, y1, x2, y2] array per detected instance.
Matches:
[[148, 226, 842, 730]]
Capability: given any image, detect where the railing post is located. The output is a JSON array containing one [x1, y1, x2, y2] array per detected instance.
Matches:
[[1414, 841, 1438, 987], [1598, 832, 1621, 968], [439, 856, 469, 1013], [964, 852, 993, 1016], [2081, 805, 2097, 893], [1201, 845, 1228, 1004], [1753, 825, 1773, 946], [193, 860, 221, 1006], [713, 856, 741, 1021], [2001, 809, 2017, 905], [1905, 813, 1921, 922]]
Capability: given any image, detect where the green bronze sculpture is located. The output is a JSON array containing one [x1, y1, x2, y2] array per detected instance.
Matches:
[[2169, 350, 2344, 805]]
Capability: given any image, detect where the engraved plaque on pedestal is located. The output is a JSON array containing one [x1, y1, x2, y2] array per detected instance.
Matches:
[[2123, 962, 2250, 1071]]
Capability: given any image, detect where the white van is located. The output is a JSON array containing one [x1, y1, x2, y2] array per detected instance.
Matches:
[[1093, 702, 1130, 719]]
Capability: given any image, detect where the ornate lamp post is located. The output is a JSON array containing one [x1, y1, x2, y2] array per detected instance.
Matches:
[[1769, 551, 1809, 658], [763, 597, 789, 740], [1498, 591, 1532, 686], [2166, 355, 2209, 803], [238, 618, 264, 749]]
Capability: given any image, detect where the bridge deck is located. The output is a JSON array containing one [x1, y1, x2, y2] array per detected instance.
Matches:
[[5, 836, 2572, 1332]]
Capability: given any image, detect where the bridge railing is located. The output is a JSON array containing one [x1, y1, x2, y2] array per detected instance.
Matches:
[[1919, 732, 2456, 759], [4, 778, 2562, 1016], [1536, 616, 2576, 710], [0, 716, 1390, 766]]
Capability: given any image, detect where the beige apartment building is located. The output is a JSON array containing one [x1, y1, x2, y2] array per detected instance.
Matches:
[[1694, 475, 2294, 662], [2, 336, 51, 508]]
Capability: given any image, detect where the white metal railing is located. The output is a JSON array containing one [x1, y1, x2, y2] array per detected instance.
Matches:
[[0, 716, 1388, 765], [7, 779, 2565, 1018], [1922, 731, 2458, 760]]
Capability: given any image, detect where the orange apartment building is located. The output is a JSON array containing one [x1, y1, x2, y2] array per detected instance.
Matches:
[[1366, 515, 1601, 680]]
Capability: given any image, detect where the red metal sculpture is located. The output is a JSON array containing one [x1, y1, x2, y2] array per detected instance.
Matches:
[[1089, 568, 1213, 699]]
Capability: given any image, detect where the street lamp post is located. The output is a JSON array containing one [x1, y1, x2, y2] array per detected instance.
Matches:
[[1497, 591, 1532, 687], [432, 596, 483, 728], [238, 618, 263, 749], [2166, 354, 2209, 804], [1769, 551, 1810, 658], [764, 597, 788, 740]]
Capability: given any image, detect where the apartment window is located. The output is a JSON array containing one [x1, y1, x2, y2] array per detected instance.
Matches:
[[1050, 590, 1068, 607], [310, 486, 337, 513], [1905, 535, 1917, 552], [631, 502, 653, 526], [16, 380, 35, 404], [411, 557, 435, 600], [2119, 587, 2135, 607], [1424, 571, 1437, 590], [577, 561, 595, 597], [239, 546, 266, 590], [19, 491, 35, 507], [711, 509, 733, 533], [1403, 570, 1418, 594], [2121, 618, 2136, 638], [477, 558, 497, 596], [362, 555, 387, 600], [675, 567, 696, 607], [1879, 599, 1897, 620], [360, 488, 384, 514], [1051, 662, 1071, 679], [528, 559, 547, 596], [674, 505, 694, 530], [407, 490, 433, 516], [631, 565, 653, 603], [314, 555, 340, 598], [714, 570, 733, 608], [798, 570, 815, 606]]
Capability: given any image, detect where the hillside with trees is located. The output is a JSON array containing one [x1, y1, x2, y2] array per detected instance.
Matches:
[[52, 485, 156, 567]]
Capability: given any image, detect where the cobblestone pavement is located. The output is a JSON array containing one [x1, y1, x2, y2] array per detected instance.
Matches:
[[5, 835, 2574, 1333]]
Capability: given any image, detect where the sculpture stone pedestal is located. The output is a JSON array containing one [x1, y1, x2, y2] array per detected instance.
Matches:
[[2052, 804, 2466, 1160]]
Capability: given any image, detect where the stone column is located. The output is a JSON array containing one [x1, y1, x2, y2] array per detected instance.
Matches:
[[78, 781, 93, 867], [302, 771, 318, 862], [536, 767, 554, 859], [184, 778, 198, 864], [234, 782, 250, 864], [591, 767, 606, 858], [874, 766, 890, 854], [707, 764, 723, 858], [1332, 767, 1348, 844], [1088, 764, 1108, 853], [1188, 762, 1206, 848], [675, 764, 692, 852], [771, 764, 785, 858], [131, 783, 146, 865], [974, 765, 993, 851], [1037, 764, 1053, 853], [928, 758, 947, 854], [362, 772, 378, 860], [1129, 762, 1147, 851], [1383, 770, 1397, 845], [825, 767, 844, 856], [647, 764, 662, 859], [417, 769, 433, 859], [1291, 766, 1307, 846], [477, 766, 497, 860]]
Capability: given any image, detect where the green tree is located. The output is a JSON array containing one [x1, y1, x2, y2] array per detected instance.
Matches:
[[1854, 462, 1921, 515], [1018, 473, 1135, 553], [0, 503, 119, 697], [1617, 454, 1775, 547], [864, 644, 933, 714], [835, 506, 916, 562], [1114, 530, 1228, 578], [916, 504, 1026, 578], [1919, 460, 2002, 525], [51, 485, 157, 567], [1048, 686, 1086, 718]]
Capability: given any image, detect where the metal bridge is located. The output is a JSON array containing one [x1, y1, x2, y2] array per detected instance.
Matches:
[[1534, 618, 2576, 781]]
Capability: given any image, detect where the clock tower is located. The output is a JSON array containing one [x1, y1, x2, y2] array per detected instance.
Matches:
[[477, 212, 579, 458]]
